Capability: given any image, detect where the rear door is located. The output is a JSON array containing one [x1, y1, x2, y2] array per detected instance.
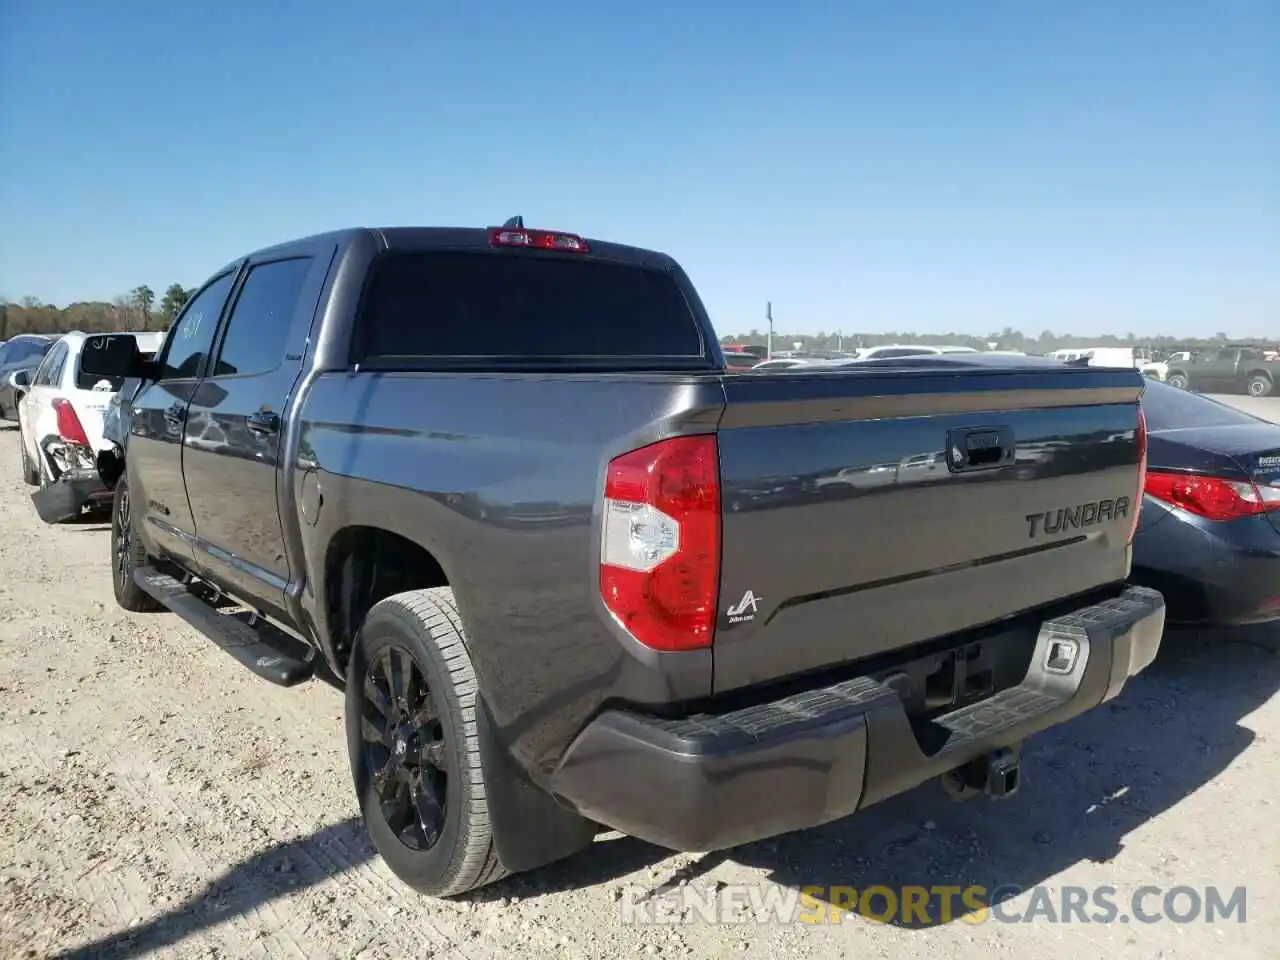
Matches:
[[21, 340, 68, 470], [182, 248, 332, 616], [128, 270, 239, 563], [1192, 350, 1235, 392]]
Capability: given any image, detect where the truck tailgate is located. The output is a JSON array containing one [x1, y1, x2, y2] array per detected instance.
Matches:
[[713, 363, 1146, 693]]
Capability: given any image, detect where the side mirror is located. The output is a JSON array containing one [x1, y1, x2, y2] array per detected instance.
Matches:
[[80, 334, 148, 380], [8, 369, 30, 390]]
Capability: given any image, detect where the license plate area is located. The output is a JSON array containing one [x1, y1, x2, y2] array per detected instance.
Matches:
[[872, 628, 1035, 724]]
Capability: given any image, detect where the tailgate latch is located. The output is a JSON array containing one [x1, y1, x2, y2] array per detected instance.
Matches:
[[947, 425, 1015, 473]]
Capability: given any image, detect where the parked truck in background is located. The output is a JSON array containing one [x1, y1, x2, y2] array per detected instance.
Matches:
[[1165, 347, 1280, 397], [83, 220, 1165, 898]]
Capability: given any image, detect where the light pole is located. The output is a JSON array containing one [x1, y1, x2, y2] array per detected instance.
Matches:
[[766, 301, 774, 360]]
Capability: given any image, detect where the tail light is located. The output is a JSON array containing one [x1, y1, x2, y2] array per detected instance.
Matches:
[[1145, 470, 1280, 522], [52, 398, 90, 446], [489, 226, 589, 253], [1128, 406, 1148, 545], [599, 435, 721, 652]]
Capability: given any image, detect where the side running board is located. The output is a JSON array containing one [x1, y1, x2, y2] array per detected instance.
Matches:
[[134, 565, 316, 686]]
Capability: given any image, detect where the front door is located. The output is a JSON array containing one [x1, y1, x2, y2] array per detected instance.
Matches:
[[127, 269, 239, 563], [182, 251, 330, 617]]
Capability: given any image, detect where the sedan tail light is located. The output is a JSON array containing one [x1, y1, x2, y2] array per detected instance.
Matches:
[[1144, 470, 1280, 522], [53, 398, 90, 446]]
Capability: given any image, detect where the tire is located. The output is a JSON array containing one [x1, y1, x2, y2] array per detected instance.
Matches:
[[1247, 375, 1272, 398], [1166, 372, 1189, 391], [19, 437, 39, 486], [110, 474, 163, 612], [346, 587, 508, 898]]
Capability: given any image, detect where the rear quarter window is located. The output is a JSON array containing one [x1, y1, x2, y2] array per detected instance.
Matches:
[[1142, 380, 1264, 431], [354, 251, 707, 365]]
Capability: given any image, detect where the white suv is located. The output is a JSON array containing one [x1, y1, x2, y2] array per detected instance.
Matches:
[[14, 330, 164, 520]]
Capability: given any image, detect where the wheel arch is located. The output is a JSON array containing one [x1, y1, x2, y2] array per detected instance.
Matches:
[[321, 525, 456, 678]]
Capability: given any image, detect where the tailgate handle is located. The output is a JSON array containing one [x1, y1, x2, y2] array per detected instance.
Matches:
[[948, 426, 1015, 473]]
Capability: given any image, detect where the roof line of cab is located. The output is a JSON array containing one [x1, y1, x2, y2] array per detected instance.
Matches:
[[211, 224, 679, 278]]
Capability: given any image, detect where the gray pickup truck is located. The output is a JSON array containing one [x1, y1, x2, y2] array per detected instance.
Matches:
[[1164, 346, 1280, 397], [82, 219, 1166, 898]]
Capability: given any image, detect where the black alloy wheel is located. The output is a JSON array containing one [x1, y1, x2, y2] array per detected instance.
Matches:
[[110, 475, 162, 612], [113, 481, 132, 594], [361, 645, 449, 851], [345, 587, 508, 896]]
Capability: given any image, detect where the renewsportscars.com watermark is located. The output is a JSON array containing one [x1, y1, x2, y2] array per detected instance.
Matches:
[[620, 883, 1248, 926]]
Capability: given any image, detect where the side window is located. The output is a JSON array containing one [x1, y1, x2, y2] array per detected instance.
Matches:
[[34, 343, 65, 386], [30, 347, 55, 386], [159, 272, 237, 380], [51, 344, 69, 385], [211, 257, 312, 377]]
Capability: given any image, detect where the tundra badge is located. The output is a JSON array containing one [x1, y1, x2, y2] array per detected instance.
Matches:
[[1026, 497, 1130, 539]]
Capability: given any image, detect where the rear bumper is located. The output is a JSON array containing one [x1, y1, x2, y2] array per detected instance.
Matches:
[[1134, 510, 1280, 626], [31, 474, 112, 524], [1178, 553, 1280, 626], [549, 585, 1165, 852]]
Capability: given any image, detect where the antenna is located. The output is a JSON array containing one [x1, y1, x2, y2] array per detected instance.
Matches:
[[502, 215, 524, 229]]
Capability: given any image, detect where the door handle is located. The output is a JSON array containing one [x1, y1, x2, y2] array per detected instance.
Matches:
[[163, 404, 185, 426], [247, 411, 280, 436]]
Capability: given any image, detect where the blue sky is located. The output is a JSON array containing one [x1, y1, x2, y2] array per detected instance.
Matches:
[[1, 1, 1275, 338]]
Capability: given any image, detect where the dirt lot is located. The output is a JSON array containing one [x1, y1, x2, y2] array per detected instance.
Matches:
[[0, 412, 1277, 960]]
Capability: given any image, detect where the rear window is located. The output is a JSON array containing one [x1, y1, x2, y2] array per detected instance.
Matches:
[[7, 339, 51, 363], [354, 251, 706, 365], [74, 334, 149, 391], [1142, 380, 1263, 431]]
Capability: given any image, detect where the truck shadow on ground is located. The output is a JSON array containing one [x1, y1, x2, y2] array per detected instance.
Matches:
[[56, 629, 1277, 956], [480, 627, 1279, 927], [53, 819, 378, 960]]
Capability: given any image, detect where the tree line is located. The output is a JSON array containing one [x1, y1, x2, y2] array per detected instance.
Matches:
[[2, 288, 1268, 355], [0, 284, 192, 341], [720, 326, 1271, 355]]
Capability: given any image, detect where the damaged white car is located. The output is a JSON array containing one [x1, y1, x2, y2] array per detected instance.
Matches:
[[11, 330, 164, 523]]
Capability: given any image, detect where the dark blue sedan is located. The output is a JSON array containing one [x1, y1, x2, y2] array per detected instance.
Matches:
[[1133, 380, 1280, 626]]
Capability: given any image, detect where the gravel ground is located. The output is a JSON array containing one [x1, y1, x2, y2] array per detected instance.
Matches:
[[0, 406, 1277, 960]]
